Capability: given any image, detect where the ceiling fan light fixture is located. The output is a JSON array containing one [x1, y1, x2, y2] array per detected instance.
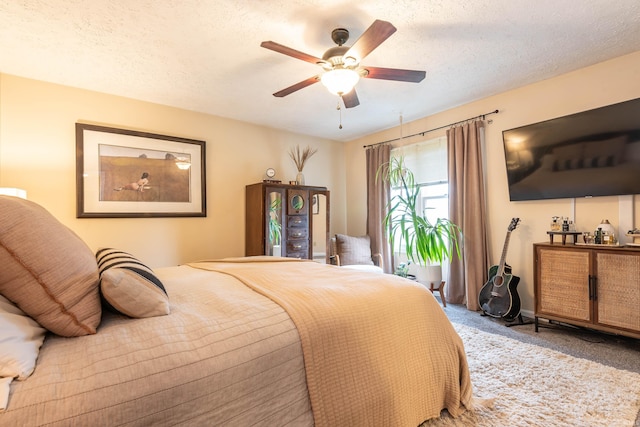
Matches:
[[320, 68, 360, 96], [343, 55, 358, 67]]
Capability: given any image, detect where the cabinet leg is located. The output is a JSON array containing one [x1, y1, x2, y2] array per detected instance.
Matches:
[[534, 316, 539, 332]]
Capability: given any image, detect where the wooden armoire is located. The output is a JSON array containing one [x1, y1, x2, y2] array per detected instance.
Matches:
[[245, 182, 330, 262]]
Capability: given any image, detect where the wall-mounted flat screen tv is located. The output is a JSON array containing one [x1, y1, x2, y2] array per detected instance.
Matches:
[[502, 97, 640, 201]]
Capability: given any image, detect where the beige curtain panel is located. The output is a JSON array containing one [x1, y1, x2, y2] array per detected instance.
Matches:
[[447, 121, 490, 309], [366, 144, 393, 273]]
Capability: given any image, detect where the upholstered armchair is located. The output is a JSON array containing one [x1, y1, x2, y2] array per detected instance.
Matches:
[[330, 234, 384, 274]]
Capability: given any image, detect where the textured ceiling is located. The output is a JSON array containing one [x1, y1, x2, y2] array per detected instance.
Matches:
[[1, 1, 639, 142]]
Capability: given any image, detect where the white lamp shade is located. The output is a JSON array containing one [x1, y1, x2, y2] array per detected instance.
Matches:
[[175, 158, 191, 170], [0, 188, 27, 199], [320, 68, 360, 95]]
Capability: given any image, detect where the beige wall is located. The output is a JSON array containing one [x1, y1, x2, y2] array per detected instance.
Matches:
[[345, 51, 640, 313], [2, 51, 639, 312], [0, 74, 346, 267]]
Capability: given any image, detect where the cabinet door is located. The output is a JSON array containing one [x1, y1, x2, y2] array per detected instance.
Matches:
[[309, 191, 329, 263], [536, 248, 591, 322], [595, 252, 640, 332], [265, 187, 285, 257]]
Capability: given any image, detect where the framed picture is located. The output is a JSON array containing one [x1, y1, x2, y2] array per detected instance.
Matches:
[[76, 123, 206, 218]]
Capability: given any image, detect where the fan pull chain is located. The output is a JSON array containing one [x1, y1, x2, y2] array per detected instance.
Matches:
[[337, 99, 343, 129]]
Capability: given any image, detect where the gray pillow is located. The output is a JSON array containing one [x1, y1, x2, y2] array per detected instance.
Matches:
[[335, 234, 374, 266]]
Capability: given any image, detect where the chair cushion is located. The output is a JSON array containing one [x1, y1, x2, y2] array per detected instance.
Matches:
[[0, 196, 101, 337], [335, 234, 374, 266]]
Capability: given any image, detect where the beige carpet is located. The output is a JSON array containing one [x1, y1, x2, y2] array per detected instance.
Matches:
[[422, 323, 640, 427]]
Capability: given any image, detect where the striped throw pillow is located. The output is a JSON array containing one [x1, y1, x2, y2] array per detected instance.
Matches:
[[96, 248, 170, 318]]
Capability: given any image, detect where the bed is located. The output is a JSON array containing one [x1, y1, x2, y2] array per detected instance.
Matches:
[[0, 195, 473, 426]]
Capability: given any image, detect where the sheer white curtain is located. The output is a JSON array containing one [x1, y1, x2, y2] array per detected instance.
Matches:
[[392, 137, 447, 185]]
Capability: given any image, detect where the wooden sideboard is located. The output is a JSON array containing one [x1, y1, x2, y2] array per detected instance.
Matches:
[[245, 182, 330, 261], [533, 243, 640, 339]]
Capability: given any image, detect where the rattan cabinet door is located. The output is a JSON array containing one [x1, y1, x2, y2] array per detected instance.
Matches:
[[595, 251, 640, 332], [536, 248, 591, 322]]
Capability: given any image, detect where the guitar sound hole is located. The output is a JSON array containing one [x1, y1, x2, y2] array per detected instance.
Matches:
[[493, 276, 504, 287]]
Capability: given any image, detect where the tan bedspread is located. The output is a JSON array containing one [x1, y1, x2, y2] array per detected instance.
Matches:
[[189, 258, 473, 426], [1, 265, 313, 426]]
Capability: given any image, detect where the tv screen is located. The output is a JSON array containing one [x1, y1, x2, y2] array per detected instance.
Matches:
[[502, 97, 640, 201]]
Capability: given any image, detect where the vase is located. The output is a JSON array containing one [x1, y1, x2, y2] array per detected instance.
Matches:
[[415, 264, 443, 285], [295, 171, 305, 185], [272, 244, 281, 257]]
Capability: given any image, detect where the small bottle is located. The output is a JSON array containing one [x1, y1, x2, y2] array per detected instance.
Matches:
[[562, 218, 569, 231], [595, 227, 603, 244], [569, 221, 575, 231]]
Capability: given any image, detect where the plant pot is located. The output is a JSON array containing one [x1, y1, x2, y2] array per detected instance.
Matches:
[[415, 264, 442, 285], [295, 172, 305, 185], [272, 244, 281, 257]]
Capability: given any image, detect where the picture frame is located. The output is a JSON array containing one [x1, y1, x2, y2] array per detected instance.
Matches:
[[312, 194, 319, 215], [76, 123, 206, 218]]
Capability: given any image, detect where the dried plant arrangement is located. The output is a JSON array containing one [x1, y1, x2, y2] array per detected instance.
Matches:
[[288, 145, 318, 172]]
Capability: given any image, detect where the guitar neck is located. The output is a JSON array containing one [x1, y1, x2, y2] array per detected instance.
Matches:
[[497, 232, 512, 276]]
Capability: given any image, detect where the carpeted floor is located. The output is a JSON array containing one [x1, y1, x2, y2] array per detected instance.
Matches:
[[442, 302, 639, 374], [432, 302, 640, 427]]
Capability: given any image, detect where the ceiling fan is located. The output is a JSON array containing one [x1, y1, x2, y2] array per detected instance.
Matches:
[[261, 19, 426, 108]]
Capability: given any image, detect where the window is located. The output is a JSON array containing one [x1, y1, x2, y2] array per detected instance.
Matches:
[[390, 136, 449, 255]]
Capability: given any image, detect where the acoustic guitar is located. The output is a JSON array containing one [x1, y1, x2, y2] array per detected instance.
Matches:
[[478, 217, 521, 321]]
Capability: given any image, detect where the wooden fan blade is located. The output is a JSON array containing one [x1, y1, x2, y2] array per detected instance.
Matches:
[[363, 66, 426, 83], [273, 76, 320, 97], [344, 20, 396, 62], [261, 41, 323, 65], [341, 89, 360, 108]]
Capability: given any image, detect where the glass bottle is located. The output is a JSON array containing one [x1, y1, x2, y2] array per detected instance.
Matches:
[[594, 227, 603, 244]]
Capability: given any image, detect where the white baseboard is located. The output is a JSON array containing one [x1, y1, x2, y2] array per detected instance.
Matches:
[[521, 308, 534, 319]]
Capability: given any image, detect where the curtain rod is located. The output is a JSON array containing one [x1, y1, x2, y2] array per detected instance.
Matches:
[[363, 109, 499, 149]]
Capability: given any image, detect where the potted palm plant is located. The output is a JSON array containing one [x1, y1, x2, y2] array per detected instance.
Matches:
[[378, 156, 462, 283]]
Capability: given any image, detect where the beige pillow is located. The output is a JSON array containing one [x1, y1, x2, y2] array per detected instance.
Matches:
[[0, 196, 101, 337], [96, 248, 170, 318], [335, 234, 374, 266]]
